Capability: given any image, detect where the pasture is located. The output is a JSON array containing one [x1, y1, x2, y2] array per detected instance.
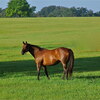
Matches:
[[0, 17, 100, 100]]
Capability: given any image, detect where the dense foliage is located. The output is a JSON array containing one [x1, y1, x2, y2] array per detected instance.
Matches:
[[0, 5, 100, 17], [5, 0, 36, 17], [37, 6, 100, 17], [0, 8, 6, 17]]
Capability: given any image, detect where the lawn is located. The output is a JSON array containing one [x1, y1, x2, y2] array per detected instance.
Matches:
[[0, 17, 100, 100]]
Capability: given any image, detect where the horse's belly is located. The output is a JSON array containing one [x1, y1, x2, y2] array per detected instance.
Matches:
[[43, 57, 58, 66]]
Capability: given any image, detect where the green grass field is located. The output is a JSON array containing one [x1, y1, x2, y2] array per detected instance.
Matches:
[[0, 17, 100, 100]]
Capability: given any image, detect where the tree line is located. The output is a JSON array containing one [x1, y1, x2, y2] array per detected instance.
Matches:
[[0, 0, 100, 17], [37, 6, 100, 17]]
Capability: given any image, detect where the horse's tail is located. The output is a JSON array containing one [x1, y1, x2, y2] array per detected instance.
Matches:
[[68, 49, 74, 77]]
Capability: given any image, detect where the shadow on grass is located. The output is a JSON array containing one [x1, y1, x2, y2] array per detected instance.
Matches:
[[76, 75, 100, 80], [0, 56, 100, 78]]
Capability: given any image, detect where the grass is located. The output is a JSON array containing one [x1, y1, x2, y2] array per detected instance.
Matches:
[[0, 76, 100, 100], [0, 17, 100, 100]]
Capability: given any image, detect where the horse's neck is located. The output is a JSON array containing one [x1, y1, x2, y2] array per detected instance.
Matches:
[[29, 45, 42, 58]]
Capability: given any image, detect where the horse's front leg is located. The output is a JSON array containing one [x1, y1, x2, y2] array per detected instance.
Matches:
[[36, 63, 41, 80], [43, 66, 50, 80]]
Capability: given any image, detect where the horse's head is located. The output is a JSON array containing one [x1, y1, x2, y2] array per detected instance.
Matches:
[[21, 41, 30, 55]]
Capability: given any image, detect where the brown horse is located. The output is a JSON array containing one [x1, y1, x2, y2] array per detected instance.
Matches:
[[21, 41, 74, 80]]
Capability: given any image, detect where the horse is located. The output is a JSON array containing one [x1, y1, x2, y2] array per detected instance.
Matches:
[[21, 41, 74, 80]]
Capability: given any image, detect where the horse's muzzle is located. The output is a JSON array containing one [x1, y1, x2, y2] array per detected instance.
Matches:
[[21, 51, 25, 55]]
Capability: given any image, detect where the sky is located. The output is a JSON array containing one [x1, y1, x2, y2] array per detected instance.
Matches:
[[0, 0, 100, 12]]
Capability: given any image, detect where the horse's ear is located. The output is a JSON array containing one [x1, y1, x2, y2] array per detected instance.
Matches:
[[26, 41, 27, 44], [23, 41, 25, 44]]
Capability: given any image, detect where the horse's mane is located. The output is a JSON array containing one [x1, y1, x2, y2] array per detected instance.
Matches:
[[28, 43, 44, 50]]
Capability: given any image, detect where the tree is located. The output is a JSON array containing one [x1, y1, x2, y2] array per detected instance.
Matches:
[[38, 6, 56, 17], [94, 11, 100, 16], [0, 8, 2, 17], [87, 10, 93, 16], [30, 6, 36, 17], [0, 8, 6, 17], [6, 0, 35, 17]]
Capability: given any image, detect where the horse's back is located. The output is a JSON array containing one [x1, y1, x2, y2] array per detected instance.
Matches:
[[42, 47, 70, 58], [41, 47, 70, 66]]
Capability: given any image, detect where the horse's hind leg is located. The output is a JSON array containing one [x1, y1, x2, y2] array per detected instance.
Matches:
[[61, 62, 68, 80]]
